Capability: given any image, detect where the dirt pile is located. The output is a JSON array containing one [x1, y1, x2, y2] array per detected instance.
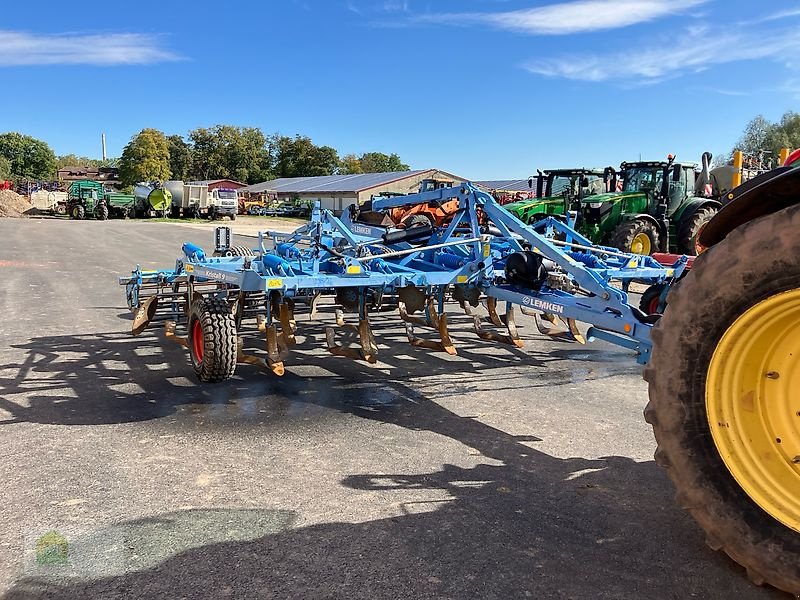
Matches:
[[0, 190, 32, 218]]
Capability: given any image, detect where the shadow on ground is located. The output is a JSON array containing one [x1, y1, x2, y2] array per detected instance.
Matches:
[[0, 317, 785, 598]]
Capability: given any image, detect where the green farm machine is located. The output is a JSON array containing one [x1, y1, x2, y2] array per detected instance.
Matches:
[[504, 168, 607, 225], [67, 180, 136, 220], [578, 155, 720, 255]]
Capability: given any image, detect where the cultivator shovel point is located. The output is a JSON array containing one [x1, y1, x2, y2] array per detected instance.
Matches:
[[325, 307, 379, 364], [471, 301, 524, 348], [132, 295, 159, 337], [534, 312, 586, 344], [399, 297, 457, 355]]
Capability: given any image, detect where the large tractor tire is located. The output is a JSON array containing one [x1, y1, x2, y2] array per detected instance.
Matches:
[[95, 203, 109, 221], [71, 205, 85, 220], [188, 296, 237, 383], [644, 203, 800, 594], [677, 206, 716, 255], [611, 219, 659, 255]]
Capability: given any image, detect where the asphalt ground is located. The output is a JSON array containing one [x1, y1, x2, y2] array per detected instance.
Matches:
[[0, 218, 783, 599]]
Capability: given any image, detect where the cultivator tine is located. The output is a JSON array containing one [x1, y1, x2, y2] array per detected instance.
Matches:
[[325, 307, 378, 364], [566, 318, 587, 345], [520, 307, 538, 317], [272, 297, 297, 348], [534, 313, 585, 344], [486, 297, 504, 327], [163, 321, 188, 348], [132, 295, 159, 336], [309, 292, 322, 320], [263, 325, 286, 375], [472, 301, 524, 348], [398, 298, 457, 356]]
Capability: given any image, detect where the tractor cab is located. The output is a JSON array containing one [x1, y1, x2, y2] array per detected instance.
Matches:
[[620, 160, 697, 216], [419, 178, 455, 193], [541, 168, 606, 205]]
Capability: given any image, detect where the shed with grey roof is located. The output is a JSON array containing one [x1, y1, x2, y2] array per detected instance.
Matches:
[[239, 169, 469, 214]]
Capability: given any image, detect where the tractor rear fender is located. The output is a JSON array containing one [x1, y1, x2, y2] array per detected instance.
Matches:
[[620, 213, 660, 230], [672, 198, 722, 226], [699, 166, 800, 247]]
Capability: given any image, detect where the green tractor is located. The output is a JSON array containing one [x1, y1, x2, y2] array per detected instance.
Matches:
[[67, 180, 109, 220], [66, 180, 136, 220], [504, 168, 608, 224], [578, 155, 720, 255]]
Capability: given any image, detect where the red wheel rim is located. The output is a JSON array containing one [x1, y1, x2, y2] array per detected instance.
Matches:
[[192, 319, 204, 362], [648, 296, 661, 314]]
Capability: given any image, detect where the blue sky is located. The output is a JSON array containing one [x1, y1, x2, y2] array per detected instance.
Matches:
[[2, 0, 799, 179]]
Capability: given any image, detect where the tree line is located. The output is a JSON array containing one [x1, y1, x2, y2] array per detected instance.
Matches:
[[0, 127, 410, 185], [728, 111, 800, 167]]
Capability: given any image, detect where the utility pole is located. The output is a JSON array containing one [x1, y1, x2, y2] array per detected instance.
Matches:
[[101, 133, 107, 161]]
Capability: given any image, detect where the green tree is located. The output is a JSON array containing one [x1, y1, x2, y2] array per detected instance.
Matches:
[[118, 128, 171, 186], [0, 156, 11, 180], [0, 132, 56, 180], [55, 154, 106, 169], [764, 112, 800, 162], [730, 112, 800, 167], [166, 135, 193, 181], [273, 135, 340, 177], [189, 125, 271, 184], [359, 152, 410, 173], [339, 154, 364, 174]]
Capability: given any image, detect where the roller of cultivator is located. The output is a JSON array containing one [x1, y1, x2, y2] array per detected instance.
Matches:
[[119, 183, 686, 382]]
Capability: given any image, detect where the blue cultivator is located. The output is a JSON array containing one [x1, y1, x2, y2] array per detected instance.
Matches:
[[119, 183, 686, 382]]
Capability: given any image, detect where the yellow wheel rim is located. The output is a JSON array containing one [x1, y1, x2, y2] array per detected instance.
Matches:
[[631, 233, 651, 255], [706, 289, 800, 532]]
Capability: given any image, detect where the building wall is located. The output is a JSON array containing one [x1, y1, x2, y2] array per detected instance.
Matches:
[[272, 170, 468, 215]]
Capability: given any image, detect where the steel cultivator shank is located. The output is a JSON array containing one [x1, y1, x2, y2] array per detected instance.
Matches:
[[119, 183, 687, 382]]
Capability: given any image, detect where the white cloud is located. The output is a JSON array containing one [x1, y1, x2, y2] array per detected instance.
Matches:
[[0, 30, 180, 67], [523, 25, 800, 82], [413, 0, 708, 35]]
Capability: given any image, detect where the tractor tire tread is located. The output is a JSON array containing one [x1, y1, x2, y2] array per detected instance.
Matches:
[[645, 203, 800, 595], [677, 206, 716, 255], [610, 219, 659, 255]]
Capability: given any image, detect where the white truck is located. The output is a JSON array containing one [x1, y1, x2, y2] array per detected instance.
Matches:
[[207, 188, 238, 220]]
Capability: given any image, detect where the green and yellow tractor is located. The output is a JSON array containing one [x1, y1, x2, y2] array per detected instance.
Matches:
[[645, 148, 800, 594], [504, 168, 608, 224], [578, 155, 720, 255]]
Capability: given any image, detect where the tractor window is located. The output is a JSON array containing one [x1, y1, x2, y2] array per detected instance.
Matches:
[[622, 168, 663, 193], [550, 176, 573, 196]]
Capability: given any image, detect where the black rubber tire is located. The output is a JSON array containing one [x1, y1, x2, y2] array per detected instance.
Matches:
[[677, 206, 716, 255], [71, 205, 85, 220], [171, 206, 181, 219], [644, 203, 800, 594], [229, 245, 254, 257], [188, 296, 237, 383], [639, 283, 668, 315], [401, 213, 434, 229], [95, 203, 108, 221], [230, 213, 236, 221], [610, 219, 659, 255]]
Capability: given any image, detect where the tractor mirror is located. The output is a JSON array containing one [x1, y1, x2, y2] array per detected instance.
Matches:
[[672, 164, 682, 182], [581, 177, 590, 187], [528, 178, 533, 189]]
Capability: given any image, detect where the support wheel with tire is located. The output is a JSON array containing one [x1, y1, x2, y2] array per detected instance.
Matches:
[[611, 219, 659, 255], [188, 296, 237, 383], [677, 206, 716, 255], [644, 203, 800, 595], [639, 282, 668, 315], [95, 203, 109, 221]]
